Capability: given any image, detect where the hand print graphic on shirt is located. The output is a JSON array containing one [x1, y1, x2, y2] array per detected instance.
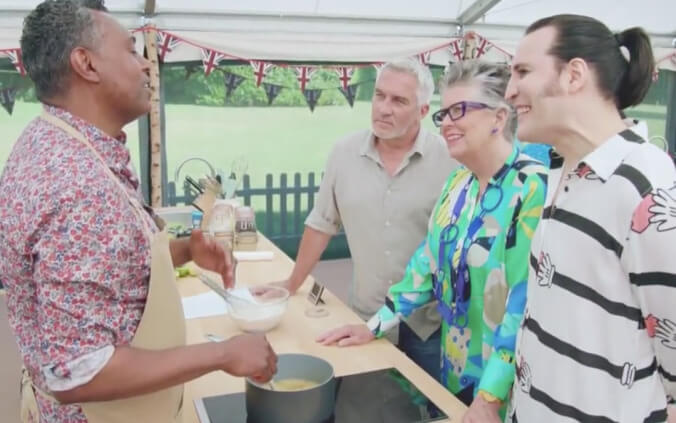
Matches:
[[645, 314, 676, 350], [516, 357, 532, 393], [632, 183, 676, 233], [649, 187, 676, 232], [536, 252, 555, 288]]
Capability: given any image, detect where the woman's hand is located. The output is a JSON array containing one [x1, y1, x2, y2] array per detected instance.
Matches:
[[316, 324, 375, 347], [462, 395, 502, 423]]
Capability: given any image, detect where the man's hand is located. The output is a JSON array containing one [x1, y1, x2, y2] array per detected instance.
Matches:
[[462, 395, 502, 423], [189, 229, 235, 288], [220, 334, 277, 383], [316, 324, 375, 347]]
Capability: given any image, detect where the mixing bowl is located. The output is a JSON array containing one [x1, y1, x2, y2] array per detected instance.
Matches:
[[226, 285, 289, 333]]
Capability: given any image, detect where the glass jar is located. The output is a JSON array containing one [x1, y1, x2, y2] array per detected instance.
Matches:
[[208, 200, 235, 250]]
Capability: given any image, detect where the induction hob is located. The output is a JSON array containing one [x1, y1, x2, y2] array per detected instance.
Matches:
[[194, 368, 449, 423]]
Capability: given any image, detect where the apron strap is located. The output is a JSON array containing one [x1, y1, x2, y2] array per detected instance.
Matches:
[[40, 112, 154, 240]]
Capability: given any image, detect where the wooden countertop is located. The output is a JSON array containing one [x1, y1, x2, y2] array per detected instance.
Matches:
[[178, 235, 467, 423]]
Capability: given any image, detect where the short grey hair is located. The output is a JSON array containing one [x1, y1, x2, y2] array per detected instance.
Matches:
[[376, 59, 435, 106], [21, 0, 108, 101], [440, 60, 516, 139]]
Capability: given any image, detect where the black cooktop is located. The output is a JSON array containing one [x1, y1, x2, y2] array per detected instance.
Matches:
[[194, 368, 448, 423]]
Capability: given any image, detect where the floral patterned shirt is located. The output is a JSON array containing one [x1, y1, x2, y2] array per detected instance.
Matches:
[[0, 105, 157, 422], [367, 144, 548, 402]]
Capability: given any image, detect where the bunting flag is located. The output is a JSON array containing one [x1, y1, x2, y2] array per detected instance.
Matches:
[[294, 66, 317, 92], [303, 89, 322, 112], [449, 39, 464, 62], [250, 60, 272, 87], [201, 48, 228, 76], [223, 72, 245, 99], [0, 87, 17, 115], [416, 51, 432, 65], [473, 34, 491, 59], [339, 84, 358, 107], [3, 49, 25, 76], [155, 31, 181, 62], [334, 67, 354, 89], [262, 82, 283, 105]]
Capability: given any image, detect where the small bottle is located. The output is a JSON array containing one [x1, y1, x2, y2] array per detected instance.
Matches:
[[234, 206, 257, 250], [191, 210, 203, 229]]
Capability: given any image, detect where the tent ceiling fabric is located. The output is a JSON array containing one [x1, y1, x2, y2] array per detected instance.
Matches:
[[0, 0, 674, 69], [168, 31, 456, 64]]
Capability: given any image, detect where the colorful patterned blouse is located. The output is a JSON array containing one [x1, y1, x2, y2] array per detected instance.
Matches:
[[367, 144, 548, 401]]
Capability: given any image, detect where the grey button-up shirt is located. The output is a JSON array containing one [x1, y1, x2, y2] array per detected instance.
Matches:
[[306, 128, 458, 339]]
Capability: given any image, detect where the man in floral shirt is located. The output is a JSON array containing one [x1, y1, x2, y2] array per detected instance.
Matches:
[[0, 1, 277, 422]]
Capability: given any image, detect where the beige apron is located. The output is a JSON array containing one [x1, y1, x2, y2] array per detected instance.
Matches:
[[20, 112, 186, 423]]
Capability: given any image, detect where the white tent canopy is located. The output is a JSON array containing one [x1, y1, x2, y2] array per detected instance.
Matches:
[[1, 0, 675, 69]]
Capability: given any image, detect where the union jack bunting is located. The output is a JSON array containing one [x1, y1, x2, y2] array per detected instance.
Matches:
[[473, 34, 491, 59], [334, 67, 355, 90], [3, 49, 25, 76], [250, 60, 273, 87], [201, 48, 228, 76], [449, 39, 464, 62], [416, 50, 432, 65], [155, 31, 181, 62], [294, 66, 317, 92]]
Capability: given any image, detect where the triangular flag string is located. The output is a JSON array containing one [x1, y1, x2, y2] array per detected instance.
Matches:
[[202, 48, 228, 76], [0, 87, 18, 115], [339, 84, 359, 108], [250, 60, 273, 87], [262, 82, 283, 105], [2, 49, 25, 75], [223, 72, 245, 99], [473, 34, 491, 59], [155, 31, 181, 62], [416, 50, 432, 66], [449, 39, 464, 62], [294, 66, 317, 92], [334, 67, 355, 90], [303, 89, 322, 112]]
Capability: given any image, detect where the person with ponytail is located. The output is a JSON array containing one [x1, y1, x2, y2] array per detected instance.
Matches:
[[505, 14, 676, 423]]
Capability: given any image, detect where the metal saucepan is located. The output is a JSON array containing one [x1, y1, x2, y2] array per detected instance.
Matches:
[[245, 354, 336, 423]]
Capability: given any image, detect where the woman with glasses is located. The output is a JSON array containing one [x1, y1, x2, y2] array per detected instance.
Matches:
[[318, 60, 548, 422]]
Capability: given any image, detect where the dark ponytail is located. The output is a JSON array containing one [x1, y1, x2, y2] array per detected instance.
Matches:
[[526, 15, 655, 111], [614, 28, 654, 109]]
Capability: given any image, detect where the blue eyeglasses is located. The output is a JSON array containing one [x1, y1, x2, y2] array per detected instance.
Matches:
[[431, 101, 493, 127]]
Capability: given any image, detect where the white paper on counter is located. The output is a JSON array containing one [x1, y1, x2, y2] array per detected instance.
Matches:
[[233, 251, 274, 261], [182, 288, 258, 319], [182, 291, 228, 319]]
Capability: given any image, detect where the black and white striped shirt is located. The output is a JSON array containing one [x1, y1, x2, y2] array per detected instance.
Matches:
[[509, 126, 676, 423]]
